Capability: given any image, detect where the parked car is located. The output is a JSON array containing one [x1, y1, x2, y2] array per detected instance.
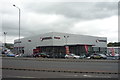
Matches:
[[6, 52, 15, 57], [33, 53, 49, 58], [40, 53, 49, 58], [58, 54, 66, 58], [107, 53, 120, 60], [47, 54, 54, 58], [79, 55, 86, 59], [54, 53, 66, 58], [89, 53, 107, 59], [33, 53, 41, 57], [65, 53, 80, 59], [107, 56, 119, 60], [0, 53, 2, 57]]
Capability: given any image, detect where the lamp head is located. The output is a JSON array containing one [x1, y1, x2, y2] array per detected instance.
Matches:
[[13, 4, 15, 6]]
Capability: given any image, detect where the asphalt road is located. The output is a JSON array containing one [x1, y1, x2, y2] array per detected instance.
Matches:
[[2, 69, 118, 78], [1, 57, 119, 78]]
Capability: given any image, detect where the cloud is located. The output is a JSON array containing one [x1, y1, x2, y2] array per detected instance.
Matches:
[[24, 2, 118, 20], [21, 12, 76, 36], [70, 16, 118, 42], [1, 1, 118, 43]]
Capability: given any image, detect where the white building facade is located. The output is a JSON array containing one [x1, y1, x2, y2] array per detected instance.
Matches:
[[14, 32, 107, 57]]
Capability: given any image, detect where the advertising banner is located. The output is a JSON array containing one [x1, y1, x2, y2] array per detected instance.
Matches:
[[65, 46, 69, 54], [85, 45, 88, 54], [110, 48, 115, 56]]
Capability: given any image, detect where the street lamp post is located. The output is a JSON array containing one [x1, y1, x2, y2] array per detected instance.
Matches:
[[4, 32, 7, 50], [64, 36, 69, 54], [13, 4, 21, 54], [64, 36, 69, 46]]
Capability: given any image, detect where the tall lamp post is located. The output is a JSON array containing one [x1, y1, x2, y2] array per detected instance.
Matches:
[[64, 36, 69, 46], [4, 32, 7, 50], [13, 4, 21, 54], [64, 36, 69, 54]]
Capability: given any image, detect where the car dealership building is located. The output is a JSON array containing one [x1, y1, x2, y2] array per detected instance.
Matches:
[[14, 32, 107, 57]]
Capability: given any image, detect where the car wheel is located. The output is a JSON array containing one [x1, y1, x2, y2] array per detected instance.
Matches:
[[73, 57, 76, 59], [90, 57, 92, 59], [66, 57, 68, 59]]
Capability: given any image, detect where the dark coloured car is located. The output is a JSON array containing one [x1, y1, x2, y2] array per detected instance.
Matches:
[[54, 53, 66, 58], [33, 53, 49, 58], [40, 53, 49, 58], [32, 53, 41, 57]]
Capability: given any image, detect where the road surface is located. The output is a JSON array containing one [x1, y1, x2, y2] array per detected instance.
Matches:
[[1, 57, 119, 78]]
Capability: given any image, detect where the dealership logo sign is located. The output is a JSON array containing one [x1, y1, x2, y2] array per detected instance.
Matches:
[[14, 41, 21, 44], [96, 39, 99, 43], [40, 37, 52, 41], [54, 36, 60, 39], [40, 36, 61, 41], [96, 39, 107, 43]]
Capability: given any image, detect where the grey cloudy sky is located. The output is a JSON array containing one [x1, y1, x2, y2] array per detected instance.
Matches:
[[0, 0, 119, 43]]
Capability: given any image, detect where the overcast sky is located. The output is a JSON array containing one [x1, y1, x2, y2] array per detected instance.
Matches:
[[0, 0, 119, 43]]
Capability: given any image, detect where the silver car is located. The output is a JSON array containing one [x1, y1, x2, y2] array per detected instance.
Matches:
[[65, 53, 80, 59]]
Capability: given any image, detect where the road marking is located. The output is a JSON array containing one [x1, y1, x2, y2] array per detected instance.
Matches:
[[64, 74, 78, 77], [74, 75, 78, 77], [83, 75, 92, 77], [15, 76, 36, 78], [83, 74, 111, 78], [5, 75, 36, 78]]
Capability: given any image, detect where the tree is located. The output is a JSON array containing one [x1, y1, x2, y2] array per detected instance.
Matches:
[[107, 42, 120, 47]]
